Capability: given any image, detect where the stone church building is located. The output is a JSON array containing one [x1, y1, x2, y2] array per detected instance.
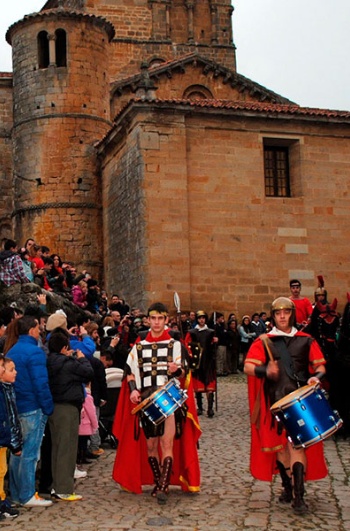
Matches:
[[1, 0, 350, 316]]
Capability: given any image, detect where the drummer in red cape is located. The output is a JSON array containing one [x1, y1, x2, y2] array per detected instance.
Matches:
[[244, 297, 327, 514], [112, 302, 201, 504]]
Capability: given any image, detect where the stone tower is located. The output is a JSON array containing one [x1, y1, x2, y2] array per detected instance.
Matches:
[[6, 7, 114, 276], [85, 0, 236, 79]]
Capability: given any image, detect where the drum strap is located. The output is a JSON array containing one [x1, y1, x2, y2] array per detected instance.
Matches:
[[273, 338, 299, 385]]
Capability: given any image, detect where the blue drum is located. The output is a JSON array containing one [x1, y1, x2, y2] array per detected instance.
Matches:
[[270, 384, 342, 449], [132, 379, 188, 425]]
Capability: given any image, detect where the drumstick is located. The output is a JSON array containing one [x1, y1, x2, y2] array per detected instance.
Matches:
[[261, 336, 275, 363], [131, 400, 145, 415]]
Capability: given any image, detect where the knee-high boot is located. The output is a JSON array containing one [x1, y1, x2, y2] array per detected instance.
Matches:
[[148, 457, 161, 497], [196, 393, 203, 415], [292, 462, 308, 513], [156, 456, 173, 505], [207, 393, 214, 418], [276, 460, 293, 503]]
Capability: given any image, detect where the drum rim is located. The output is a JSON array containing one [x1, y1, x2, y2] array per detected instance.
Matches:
[[270, 383, 318, 412], [289, 420, 343, 449]]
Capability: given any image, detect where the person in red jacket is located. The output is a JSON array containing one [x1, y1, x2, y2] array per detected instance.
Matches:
[[289, 279, 313, 329]]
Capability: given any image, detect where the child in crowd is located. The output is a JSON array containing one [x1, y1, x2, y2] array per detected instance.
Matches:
[[0, 355, 22, 519], [77, 383, 99, 465]]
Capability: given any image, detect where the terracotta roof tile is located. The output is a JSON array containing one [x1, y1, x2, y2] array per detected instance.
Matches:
[[125, 98, 350, 119], [97, 98, 350, 151]]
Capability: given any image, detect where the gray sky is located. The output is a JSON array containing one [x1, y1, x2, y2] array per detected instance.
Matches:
[[1, 0, 349, 110]]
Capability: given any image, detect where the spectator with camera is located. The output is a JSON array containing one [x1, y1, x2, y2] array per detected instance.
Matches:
[[47, 330, 93, 502], [117, 313, 136, 348]]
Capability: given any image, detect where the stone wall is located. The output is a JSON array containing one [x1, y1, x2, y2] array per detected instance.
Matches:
[[109, 41, 236, 81], [100, 121, 149, 310], [102, 102, 350, 317], [88, 0, 236, 79], [0, 77, 14, 240]]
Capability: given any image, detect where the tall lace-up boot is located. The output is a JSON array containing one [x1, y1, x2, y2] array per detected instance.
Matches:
[[156, 457, 173, 505], [148, 457, 161, 497]]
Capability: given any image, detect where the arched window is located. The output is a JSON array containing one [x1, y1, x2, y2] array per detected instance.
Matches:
[[148, 57, 166, 69], [183, 85, 213, 100], [55, 29, 67, 67], [37, 31, 49, 69]]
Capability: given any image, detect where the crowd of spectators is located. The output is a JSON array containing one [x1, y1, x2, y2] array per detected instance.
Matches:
[[0, 236, 157, 514], [0, 237, 302, 382], [1, 236, 339, 517]]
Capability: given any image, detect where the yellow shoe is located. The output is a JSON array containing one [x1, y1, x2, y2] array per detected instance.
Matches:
[[53, 493, 82, 502], [90, 448, 104, 456]]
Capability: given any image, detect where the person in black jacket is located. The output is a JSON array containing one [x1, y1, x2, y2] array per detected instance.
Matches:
[[47, 331, 93, 502], [226, 319, 241, 374]]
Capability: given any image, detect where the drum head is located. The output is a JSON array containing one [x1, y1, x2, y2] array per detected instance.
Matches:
[[270, 384, 316, 412]]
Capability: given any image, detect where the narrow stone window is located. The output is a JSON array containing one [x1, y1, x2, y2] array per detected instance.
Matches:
[[264, 146, 290, 197], [263, 138, 300, 197], [55, 29, 67, 67], [38, 31, 49, 69]]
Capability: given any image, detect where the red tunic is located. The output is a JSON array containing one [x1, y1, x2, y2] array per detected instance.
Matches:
[[112, 371, 201, 494], [290, 297, 313, 325], [245, 331, 328, 481]]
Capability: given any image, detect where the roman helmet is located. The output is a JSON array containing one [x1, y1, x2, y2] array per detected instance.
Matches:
[[314, 275, 328, 302], [196, 310, 208, 322], [271, 297, 296, 328]]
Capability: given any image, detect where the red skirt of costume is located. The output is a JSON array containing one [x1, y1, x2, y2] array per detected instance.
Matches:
[[112, 373, 201, 494], [247, 374, 328, 481], [192, 374, 216, 393]]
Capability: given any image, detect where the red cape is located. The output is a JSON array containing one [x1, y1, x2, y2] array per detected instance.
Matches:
[[112, 373, 201, 494], [248, 374, 328, 481]]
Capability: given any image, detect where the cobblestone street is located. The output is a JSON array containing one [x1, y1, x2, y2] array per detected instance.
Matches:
[[4, 374, 350, 531]]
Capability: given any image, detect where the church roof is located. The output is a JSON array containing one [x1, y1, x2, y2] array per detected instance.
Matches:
[[97, 98, 350, 154], [111, 52, 294, 105], [138, 98, 350, 118]]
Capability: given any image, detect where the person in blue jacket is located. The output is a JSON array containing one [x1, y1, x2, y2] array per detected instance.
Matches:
[[7, 315, 54, 507]]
